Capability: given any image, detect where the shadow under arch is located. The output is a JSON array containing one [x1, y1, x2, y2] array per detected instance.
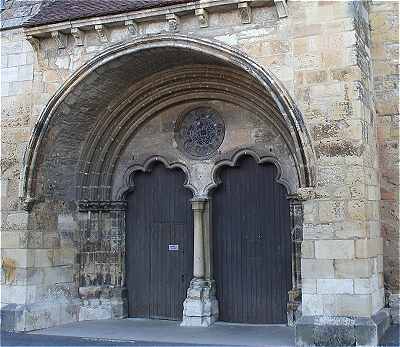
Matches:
[[20, 33, 315, 207]]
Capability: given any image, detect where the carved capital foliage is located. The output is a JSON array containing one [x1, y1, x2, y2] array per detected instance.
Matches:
[[296, 187, 316, 201], [195, 8, 209, 28], [78, 200, 127, 212], [51, 30, 67, 49], [238, 2, 252, 24], [71, 28, 84, 46], [166, 14, 180, 32]]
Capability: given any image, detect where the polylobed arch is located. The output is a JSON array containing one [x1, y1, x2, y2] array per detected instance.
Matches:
[[20, 33, 315, 206]]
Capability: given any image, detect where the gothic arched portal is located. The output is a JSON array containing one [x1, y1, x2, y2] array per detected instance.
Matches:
[[20, 34, 314, 327]]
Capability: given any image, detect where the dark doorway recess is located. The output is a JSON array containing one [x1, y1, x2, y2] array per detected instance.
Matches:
[[212, 156, 292, 324], [126, 163, 193, 320]]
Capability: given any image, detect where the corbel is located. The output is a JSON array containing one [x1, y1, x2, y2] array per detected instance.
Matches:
[[238, 2, 252, 24], [166, 13, 180, 32], [125, 20, 139, 36], [94, 24, 108, 43], [71, 27, 84, 46], [274, 0, 288, 18], [195, 8, 209, 28], [51, 30, 67, 49], [25, 35, 40, 52]]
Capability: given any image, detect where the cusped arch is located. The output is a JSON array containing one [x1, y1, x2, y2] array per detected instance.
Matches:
[[21, 33, 316, 205], [116, 155, 195, 200], [207, 148, 293, 196]]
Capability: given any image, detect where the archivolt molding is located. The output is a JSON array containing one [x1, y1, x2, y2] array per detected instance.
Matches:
[[79, 65, 299, 201], [205, 148, 294, 196], [115, 155, 195, 200], [21, 34, 316, 207]]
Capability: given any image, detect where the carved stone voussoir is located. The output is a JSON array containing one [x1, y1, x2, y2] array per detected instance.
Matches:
[[78, 200, 127, 212]]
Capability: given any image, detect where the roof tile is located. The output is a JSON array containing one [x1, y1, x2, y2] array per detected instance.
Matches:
[[23, 0, 193, 28]]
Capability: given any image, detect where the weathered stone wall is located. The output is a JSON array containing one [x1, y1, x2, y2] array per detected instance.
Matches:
[[0, 0, 397, 334], [370, 0, 399, 324], [1, 28, 80, 331]]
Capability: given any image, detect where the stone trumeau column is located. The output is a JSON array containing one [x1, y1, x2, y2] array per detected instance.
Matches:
[[295, 2, 390, 346], [181, 198, 218, 326]]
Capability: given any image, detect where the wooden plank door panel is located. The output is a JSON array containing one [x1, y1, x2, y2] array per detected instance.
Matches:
[[126, 163, 193, 320], [212, 156, 292, 324]]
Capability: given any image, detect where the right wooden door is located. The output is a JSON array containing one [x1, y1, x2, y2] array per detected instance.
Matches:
[[212, 156, 292, 324]]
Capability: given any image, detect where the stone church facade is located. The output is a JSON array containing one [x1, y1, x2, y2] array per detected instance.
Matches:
[[0, 0, 398, 346]]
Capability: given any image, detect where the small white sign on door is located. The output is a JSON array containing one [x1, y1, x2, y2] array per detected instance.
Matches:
[[168, 244, 179, 251]]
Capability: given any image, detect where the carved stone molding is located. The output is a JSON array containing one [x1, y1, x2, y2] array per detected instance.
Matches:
[[274, 0, 288, 18], [71, 28, 84, 46], [166, 14, 180, 32], [21, 34, 316, 205], [51, 31, 67, 49], [238, 2, 252, 24], [94, 24, 108, 43], [78, 200, 127, 212], [195, 8, 209, 28], [125, 20, 138, 36]]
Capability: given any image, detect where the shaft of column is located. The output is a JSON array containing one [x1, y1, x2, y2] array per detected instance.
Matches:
[[192, 199, 206, 279]]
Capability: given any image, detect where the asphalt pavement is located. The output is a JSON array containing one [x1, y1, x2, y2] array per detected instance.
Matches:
[[1, 331, 215, 346], [1, 322, 398, 346]]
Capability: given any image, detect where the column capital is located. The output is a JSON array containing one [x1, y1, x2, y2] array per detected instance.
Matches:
[[296, 187, 316, 201]]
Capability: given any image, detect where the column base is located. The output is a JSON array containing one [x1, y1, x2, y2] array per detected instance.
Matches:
[[388, 292, 400, 324], [78, 286, 127, 321], [295, 308, 391, 346], [181, 278, 218, 327]]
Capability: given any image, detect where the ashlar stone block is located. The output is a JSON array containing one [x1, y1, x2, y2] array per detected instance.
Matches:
[[334, 259, 373, 278], [317, 279, 354, 294], [355, 238, 382, 258], [315, 240, 355, 259], [301, 240, 315, 258], [301, 259, 335, 279]]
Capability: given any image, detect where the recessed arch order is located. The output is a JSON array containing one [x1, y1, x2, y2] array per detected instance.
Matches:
[[21, 33, 316, 205]]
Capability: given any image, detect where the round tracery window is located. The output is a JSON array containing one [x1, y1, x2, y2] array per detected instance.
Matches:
[[175, 107, 225, 158]]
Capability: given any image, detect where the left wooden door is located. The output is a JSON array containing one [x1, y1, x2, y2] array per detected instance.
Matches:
[[126, 163, 193, 320]]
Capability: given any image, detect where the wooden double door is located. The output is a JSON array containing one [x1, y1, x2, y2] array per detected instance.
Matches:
[[126, 163, 193, 320], [126, 156, 291, 324]]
